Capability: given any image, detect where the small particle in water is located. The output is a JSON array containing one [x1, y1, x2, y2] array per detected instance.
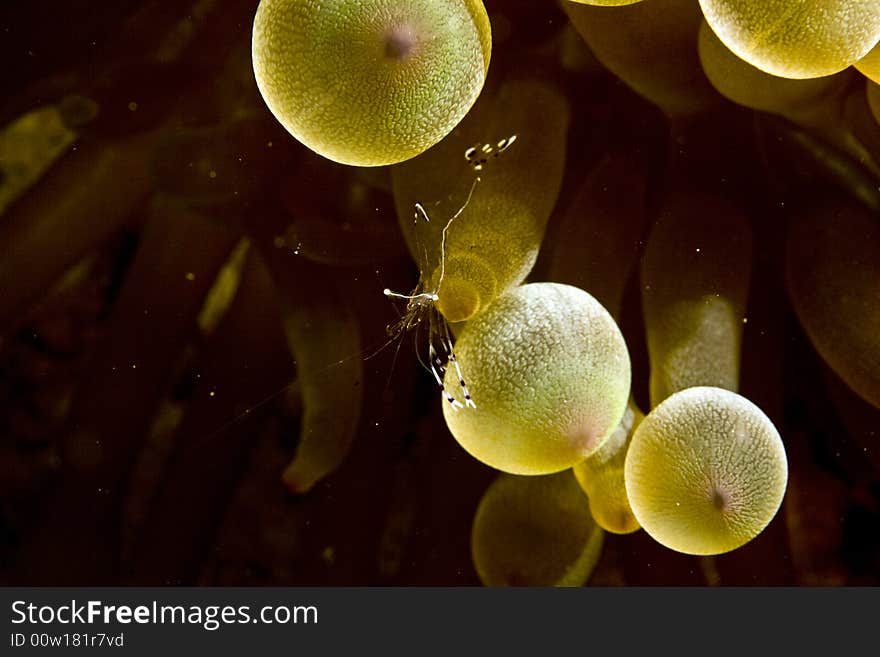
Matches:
[[185, 272, 195, 281], [131, 363, 137, 369], [209, 390, 216, 397], [292, 242, 302, 255], [209, 170, 217, 179], [322, 546, 336, 565], [273, 235, 285, 248], [128, 101, 138, 111]]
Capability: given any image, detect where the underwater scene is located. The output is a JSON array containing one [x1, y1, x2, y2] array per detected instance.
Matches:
[[0, 0, 878, 586]]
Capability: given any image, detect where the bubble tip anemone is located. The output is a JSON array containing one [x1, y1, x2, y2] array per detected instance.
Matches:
[[251, 0, 492, 167], [471, 472, 604, 586], [442, 282, 631, 475], [625, 386, 788, 556]]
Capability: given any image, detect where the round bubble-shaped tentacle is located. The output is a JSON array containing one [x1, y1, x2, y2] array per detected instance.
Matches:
[[442, 283, 631, 475], [641, 192, 753, 408], [785, 198, 880, 409], [563, 0, 721, 117], [698, 0, 880, 80], [252, 0, 491, 166], [471, 471, 604, 586], [624, 387, 788, 555], [573, 401, 644, 534], [391, 75, 570, 323]]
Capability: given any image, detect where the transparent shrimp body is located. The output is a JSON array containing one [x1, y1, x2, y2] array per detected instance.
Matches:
[[381, 181, 484, 411], [382, 285, 475, 412]]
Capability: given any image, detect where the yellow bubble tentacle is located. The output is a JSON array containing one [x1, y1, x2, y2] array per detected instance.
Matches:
[[625, 386, 788, 556], [471, 471, 604, 586], [252, 0, 492, 166], [442, 283, 631, 475]]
